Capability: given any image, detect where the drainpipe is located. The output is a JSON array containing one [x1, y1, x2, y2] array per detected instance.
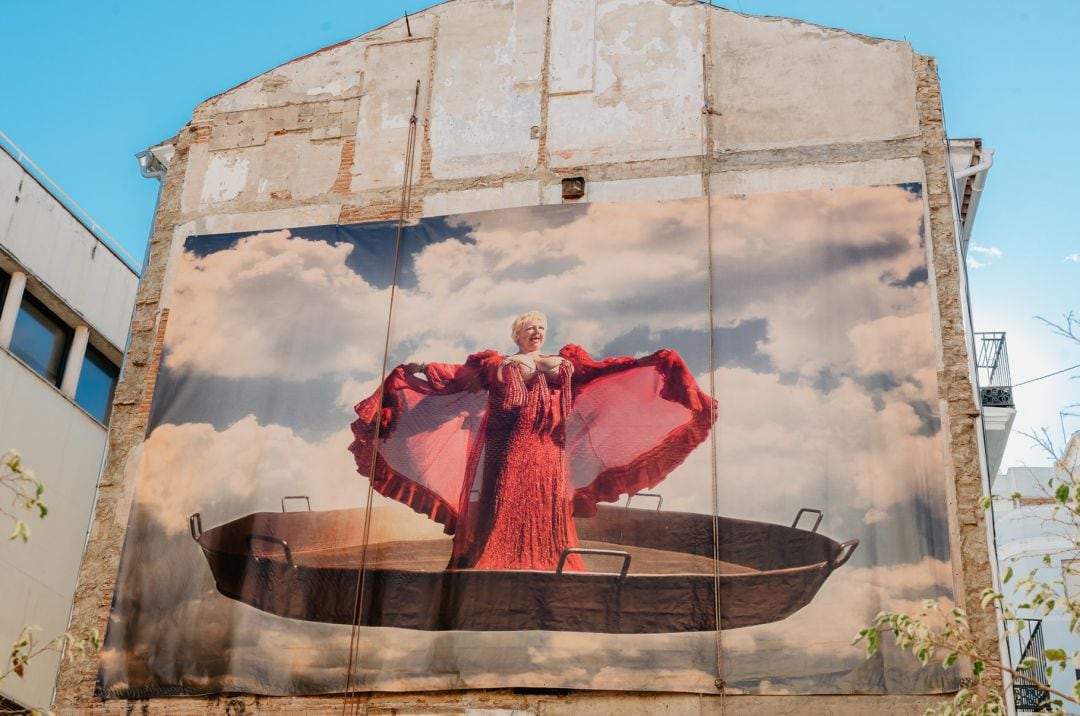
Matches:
[[955, 149, 994, 254], [135, 146, 168, 274], [945, 141, 1014, 714]]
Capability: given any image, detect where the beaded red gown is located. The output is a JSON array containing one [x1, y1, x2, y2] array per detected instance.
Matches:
[[349, 345, 715, 571]]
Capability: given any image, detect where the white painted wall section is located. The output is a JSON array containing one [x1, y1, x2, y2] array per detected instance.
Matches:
[[428, 0, 543, 179], [0, 150, 138, 348], [423, 181, 541, 217], [199, 153, 250, 205], [710, 12, 919, 151], [708, 157, 924, 196], [549, 0, 596, 95], [351, 38, 432, 192], [0, 351, 108, 708], [584, 174, 703, 203], [546, 0, 705, 167]]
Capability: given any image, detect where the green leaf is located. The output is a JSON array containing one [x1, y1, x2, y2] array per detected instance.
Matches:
[[1057, 483, 1071, 502], [8, 521, 30, 543], [1046, 648, 1067, 665], [1003, 566, 1013, 583], [973, 660, 985, 677], [943, 652, 958, 668]]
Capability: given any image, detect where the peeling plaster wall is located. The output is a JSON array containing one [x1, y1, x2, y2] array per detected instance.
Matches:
[[54, 0, 998, 712]]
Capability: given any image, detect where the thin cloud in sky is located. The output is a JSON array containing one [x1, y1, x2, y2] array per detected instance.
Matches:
[[1065, 253, 1080, 263], [969, 244, 1003, 257], [967, 243, 1003, 270]]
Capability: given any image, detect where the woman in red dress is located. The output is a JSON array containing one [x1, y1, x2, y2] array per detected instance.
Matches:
[[451, 311, 584, 570], [349, 311, 715, 572]]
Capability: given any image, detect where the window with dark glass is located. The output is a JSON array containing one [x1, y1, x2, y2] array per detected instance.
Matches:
[[9, 294, 70, 385], [74, 345, 119, 423], [0, 268, 9, 315]]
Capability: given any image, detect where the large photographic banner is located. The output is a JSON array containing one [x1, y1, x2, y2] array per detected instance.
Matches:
[[100, 185, 955, 697]]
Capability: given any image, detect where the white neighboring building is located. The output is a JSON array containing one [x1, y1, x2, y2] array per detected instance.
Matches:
[[993, 433, 1080, 713], [0, 135, 139, 711]]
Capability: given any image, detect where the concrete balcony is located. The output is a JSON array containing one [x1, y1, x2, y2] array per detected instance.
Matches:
[[975, 332, 1016, 479]]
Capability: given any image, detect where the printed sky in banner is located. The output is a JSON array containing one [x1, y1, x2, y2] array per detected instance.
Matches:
[[102, 185, 953, 697]]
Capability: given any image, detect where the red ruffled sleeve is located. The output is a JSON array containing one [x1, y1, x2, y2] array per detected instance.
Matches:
[[349, 351, 502, 532], [559, 344, 717, 517]]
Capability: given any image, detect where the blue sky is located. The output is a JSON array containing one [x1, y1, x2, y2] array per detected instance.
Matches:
[[1, 0, 1077, 470]]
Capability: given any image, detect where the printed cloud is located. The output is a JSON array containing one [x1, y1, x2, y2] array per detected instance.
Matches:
[[165, 231, 392, 380], [135, 416, 444, 541]]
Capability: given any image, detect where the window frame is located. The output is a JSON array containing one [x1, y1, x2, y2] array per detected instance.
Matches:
[[8, 289, 73, 387], [74, 342, 120, 424], [0, 267, 9, 316]]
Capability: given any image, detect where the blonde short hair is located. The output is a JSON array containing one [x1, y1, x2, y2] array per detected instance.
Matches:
[[510, 310, 548, 342]]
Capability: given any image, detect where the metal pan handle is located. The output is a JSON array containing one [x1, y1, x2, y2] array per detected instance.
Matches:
[[247, 533, 294, 567], [281, 495, 311, 512], [189, 513, 203, 541], [830, 539, 859, 570], [792, 508, 824, 533], [625, 492, 663, 510], [557, 548, 631, 579]]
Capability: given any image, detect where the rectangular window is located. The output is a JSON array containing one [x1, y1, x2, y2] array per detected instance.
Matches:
[[9, 293, 70, 385], [74, 345, 119, 423], [0, 268, 9, 315]]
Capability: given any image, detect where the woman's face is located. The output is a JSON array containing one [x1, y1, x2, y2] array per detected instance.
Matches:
[[515, 318, 546, 352]]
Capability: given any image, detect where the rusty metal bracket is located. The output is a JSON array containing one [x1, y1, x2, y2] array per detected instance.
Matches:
[[248, 534, 294, 567], [281, 495, 311, 512], [188, 512, 203, 541], [625, 492, 663, 510], [556, 548, 631, 579], [830, 539, 860, 570], [792, 507, 824, 533]]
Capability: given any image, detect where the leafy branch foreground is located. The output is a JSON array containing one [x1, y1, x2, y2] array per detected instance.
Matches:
[[4, 627, 100, 684], [856, 312, 1080, 715], [0, 450, 46, 543], [2, 449, 99, 715]]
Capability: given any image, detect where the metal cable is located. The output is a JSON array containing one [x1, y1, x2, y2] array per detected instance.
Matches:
[[342, 79, 421, 716], [700, 36, 727, 706]]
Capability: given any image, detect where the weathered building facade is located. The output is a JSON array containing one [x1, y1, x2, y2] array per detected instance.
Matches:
[[55, 0, 1003, 712], [0, 136, 138, 712]]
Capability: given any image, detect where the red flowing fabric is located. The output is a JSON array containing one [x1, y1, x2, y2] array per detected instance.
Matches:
[[349, 345, 716, 570]]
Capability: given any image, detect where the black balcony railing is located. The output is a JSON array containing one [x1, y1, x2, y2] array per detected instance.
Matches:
[[1012, 619, 1052, 711], [974, 332, 1014, 408]]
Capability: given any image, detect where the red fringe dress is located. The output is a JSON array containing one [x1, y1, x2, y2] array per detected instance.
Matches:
[[453, 361, 583, 570], [349, 345, 715, 572]]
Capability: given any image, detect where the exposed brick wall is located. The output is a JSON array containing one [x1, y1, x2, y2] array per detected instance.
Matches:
[[208, 98, 361, 151], [331, 138, 357, 195], [338, 203, 403, 224], [134, 309, 169, 426], [915, 53, 1003, 696], [55, 121, 197, 713]]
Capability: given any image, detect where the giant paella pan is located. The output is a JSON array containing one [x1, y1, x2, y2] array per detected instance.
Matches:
[[190, 496, 857, 633]]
